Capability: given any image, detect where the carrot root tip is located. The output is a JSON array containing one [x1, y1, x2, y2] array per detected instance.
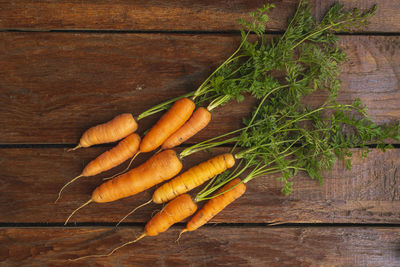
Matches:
[[67, 144, 82, 152], [102, 151, 141, 181], [71, 233, 147, 261], [64, 199, 93, 225], [55, 174, 83, 203], [116, 199, 152, 227], [176, 229, 188, 243]]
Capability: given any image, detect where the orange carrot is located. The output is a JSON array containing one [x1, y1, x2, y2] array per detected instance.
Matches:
[[101, 98, 197, 181], [69, 113, 137, 151], [153, 153, 235, 204], [162, 107, 211, 150], [145, 194, 197, 236], [183, 178, 246, 234], [64, 149, 182, 224], [71, 194, 197, 261], [92, 149, 182, 203], [56, 133, 141, 202], [140, 98, 195, 153], [116, 153, 235, 225], [83, 133, 141, 177]]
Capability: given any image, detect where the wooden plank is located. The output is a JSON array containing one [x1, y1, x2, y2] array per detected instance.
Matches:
[[0, 226, 399, 266], [1, 33, 399, 144], [1, 1, 399, 32], [1, 147, 399, 224]]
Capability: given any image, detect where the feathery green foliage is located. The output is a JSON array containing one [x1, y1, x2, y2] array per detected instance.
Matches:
[[190, 1, 399, 199], [194, 1, 376, 111]]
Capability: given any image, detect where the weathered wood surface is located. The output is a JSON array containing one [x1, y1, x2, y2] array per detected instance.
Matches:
[[1, 0, 400, 266], [1, 147, 399, 224], [1, 33, 399, 144], [1, 0, 399, 33], [1, 226, 399, 266]]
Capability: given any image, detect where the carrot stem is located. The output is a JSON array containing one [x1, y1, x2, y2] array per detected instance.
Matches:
[[136, 92, 195, 121], [195, 159, 253, 201], [198, 180, 245, 201], [179, 117, 271, 158], [192, 32, 250, 100], [207, 95, 231, 111]]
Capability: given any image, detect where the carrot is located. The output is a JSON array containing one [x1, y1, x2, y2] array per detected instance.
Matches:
[[103, 97, 196, 181], [101, 98, 198, 181], [145, 194, 197, 236], [140, 97, 195, 153], [71, 194, 197, 261], [82, 133, 141, 178], [116, 153, 235, 225], [161, 107, 212, 150], [69, 113, 138, 151], [182, 178, 246, 235], [153, 153, 235, 204], [92, 149, 182, 203], [56, 133, 141, 202], [64, 149, 182, 224]]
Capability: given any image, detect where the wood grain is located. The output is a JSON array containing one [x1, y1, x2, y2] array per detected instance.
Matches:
[[0, 147, 399, 224], [1, 1, 399, 265], [0, 226, 399, 266], [1, 0, 399, 32], [1, 33, 399, 144]]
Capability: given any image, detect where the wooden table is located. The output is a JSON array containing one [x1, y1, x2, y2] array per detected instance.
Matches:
[[1, 1, 400, 266]]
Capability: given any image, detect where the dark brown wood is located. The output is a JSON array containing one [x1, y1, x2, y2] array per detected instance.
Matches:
[[1, 1, 399, 32], [1, 147, 399, 224], [0, 226, 399, 266], [1, 1, 399, 265], [1, 33, 399, 144]]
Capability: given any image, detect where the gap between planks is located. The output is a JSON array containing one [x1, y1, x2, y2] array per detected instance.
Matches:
[[1, 222, 400, 228], [1, 29, 400, 36], [1, 144, 400, 149]]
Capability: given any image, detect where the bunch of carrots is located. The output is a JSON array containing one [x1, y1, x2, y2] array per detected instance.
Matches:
[[56, 1, 400, 260]]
